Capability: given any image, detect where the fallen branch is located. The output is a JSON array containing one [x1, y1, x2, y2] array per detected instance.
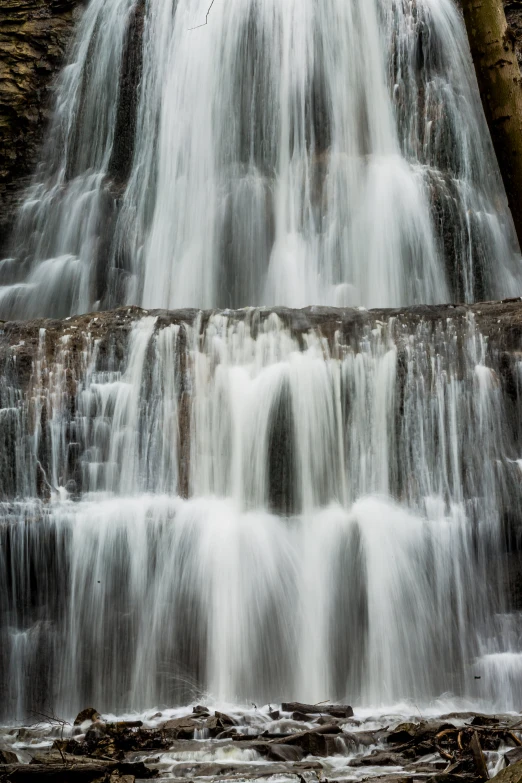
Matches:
[[189, 0, 216, 29], [509, 731, 522, 747]]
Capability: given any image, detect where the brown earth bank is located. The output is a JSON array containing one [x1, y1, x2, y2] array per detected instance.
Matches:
[[1, 703, 522, 783]]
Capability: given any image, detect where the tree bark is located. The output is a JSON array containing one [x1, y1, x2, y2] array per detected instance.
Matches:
[[461, 0, 522, 250]]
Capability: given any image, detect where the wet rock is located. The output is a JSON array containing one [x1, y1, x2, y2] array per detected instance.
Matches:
[[427, 775, 476, 783], [255, 743, 304, 762], [0, 760, 156, 781], [65, 720, 166, 760], [161, 715, 201, 738], [388, 720, 456, 753], [506, 748, 522, 766], [271, 724, 344, 757], [353, 777, 410, 783], [74, 708, 102, 726], [491, 759, 522, 783], [0, 749, 19, 764], [387, 722, 420, 744], [353, 731, 388, 747], [215, 728, 238, 739], [192, 705, 210, 716], [349, 750, 406, 767], [405, 762, 447, 773], [281, 702, 354, 719], [168, 761, 241, 777], [470, 715, 500, 727], [292, 711, 312, 722], [113, 721, 143, 730], [83, 721, 108, 743], [0, 0, 84, 251], [204, 715, 228, 735]]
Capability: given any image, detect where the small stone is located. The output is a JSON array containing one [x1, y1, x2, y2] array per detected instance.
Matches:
[[192, 705, 210, 715], [74, 707, 101, 726]]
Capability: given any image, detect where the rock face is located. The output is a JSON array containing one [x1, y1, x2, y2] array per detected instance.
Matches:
[[0, 0, 83, 253], [505, 1, 522, 67]]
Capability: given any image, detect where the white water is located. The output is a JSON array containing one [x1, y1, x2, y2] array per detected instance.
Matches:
[[1, 311, 520, 718], [0, 0, 520, 316]]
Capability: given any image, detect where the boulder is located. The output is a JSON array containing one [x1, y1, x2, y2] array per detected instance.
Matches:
[[490, 760, 522, 783], [506, 748, 522, 766], [271, 725, 343, 757], [160, 715, 201, 739]]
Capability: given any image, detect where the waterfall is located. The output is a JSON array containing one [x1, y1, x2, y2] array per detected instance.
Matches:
[[0, 0, 520, 316], [1, 306, 522, 718], [1, 0, 522, 722]]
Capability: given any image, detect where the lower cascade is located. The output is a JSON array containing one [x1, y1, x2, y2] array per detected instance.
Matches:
[[1, 303, 522, 720]]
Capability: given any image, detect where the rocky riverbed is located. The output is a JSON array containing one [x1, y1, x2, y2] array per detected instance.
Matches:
[[1, 703, 522, 783]]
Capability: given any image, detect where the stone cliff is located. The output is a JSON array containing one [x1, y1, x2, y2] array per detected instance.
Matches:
[[0, 0, 82, 252]]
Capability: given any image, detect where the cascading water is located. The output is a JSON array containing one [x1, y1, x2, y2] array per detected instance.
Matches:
[[1, 0, 522, 724], [0, 0, 520, 315], [1, 306, 522, 719]]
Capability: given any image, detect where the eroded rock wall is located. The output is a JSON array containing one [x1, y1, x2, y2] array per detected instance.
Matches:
[[0, 0, 83, 252], [505, 1, 522, 65]]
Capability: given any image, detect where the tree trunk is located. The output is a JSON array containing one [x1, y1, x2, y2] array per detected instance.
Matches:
[[461, 0, 522, 250]]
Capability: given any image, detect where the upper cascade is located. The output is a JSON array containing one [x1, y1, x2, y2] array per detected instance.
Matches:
[[0, 0, 521, 318]]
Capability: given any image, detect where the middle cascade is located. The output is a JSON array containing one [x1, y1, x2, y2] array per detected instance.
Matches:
[[1, 0, 520, 317], [1, 308, 519, 717]]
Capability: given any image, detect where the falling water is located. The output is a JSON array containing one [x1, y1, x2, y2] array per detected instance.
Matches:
[[0, 307, 522, 719], [1, 0, 522, 722], [0, 0, 520, 316]]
